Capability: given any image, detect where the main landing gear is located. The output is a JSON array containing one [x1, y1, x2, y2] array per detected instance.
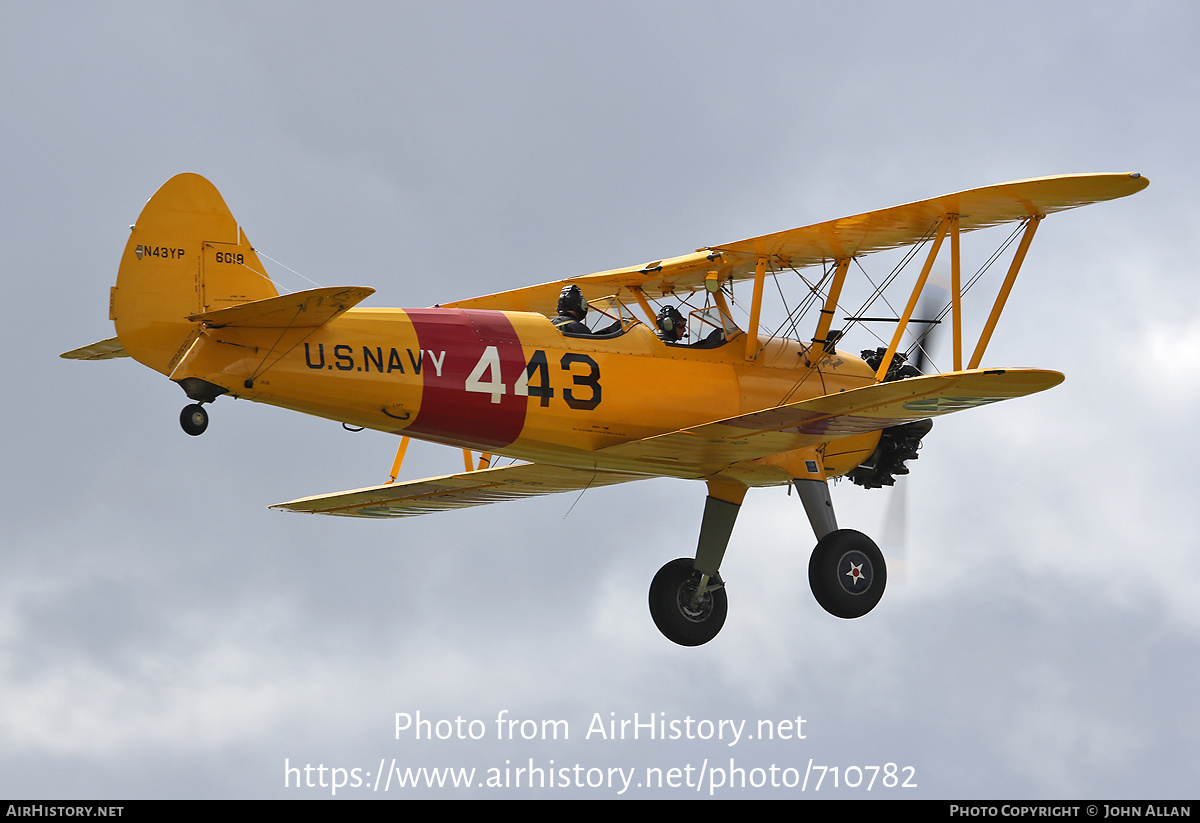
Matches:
[[648, 480, 743, 647], [647, 463, 887, 647]]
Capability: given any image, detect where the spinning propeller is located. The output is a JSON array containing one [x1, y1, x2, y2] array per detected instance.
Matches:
[[872, 286, 950, 582]]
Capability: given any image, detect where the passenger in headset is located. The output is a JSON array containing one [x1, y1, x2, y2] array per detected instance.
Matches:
[[655, 304, 687, 343]]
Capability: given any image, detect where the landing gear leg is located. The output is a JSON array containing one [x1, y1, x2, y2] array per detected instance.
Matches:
[[648, 477, 746, 646], [793, 477, 838, 541]]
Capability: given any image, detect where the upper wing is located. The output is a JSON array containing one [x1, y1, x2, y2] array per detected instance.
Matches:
[[444, 173, 1148, 315], [591, 368, 1064, 477], [271, 461, 644, 518]]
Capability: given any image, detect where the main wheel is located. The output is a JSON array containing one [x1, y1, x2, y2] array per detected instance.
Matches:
[[808, 529, 886, 619], [648, 558, 727, 646], [180, 404, 209, 436]]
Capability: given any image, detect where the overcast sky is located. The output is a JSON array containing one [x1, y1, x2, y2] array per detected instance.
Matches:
[[2, 0, 1197, 799]]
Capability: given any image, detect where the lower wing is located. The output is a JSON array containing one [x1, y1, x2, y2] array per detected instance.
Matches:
[[593, 368, 1064, 476], [273, 367, 1060, 517], [271, 461, 644, 518]]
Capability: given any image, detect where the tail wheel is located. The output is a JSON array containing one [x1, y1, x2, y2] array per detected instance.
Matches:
[[648, 558, 727, 646], [180, 404, 209, 436], [809, 529, 886, 619]]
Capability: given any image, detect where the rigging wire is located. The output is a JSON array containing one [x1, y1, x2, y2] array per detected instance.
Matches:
[[252, 249, 326, 291]]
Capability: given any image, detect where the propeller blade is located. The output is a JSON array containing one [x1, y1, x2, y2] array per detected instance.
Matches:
[[908, 284, 949, 374]]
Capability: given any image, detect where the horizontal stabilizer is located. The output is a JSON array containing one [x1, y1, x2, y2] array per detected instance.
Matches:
[[187, 286, 374, 328], [596, 368, 1064, 477], [60, 337, 129, 360], [271, 461, 643, 518]]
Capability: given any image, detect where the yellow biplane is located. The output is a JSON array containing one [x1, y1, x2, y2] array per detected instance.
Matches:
[[63, 172, 1147, 645]]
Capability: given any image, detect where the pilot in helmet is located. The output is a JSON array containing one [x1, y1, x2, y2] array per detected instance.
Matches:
[[553, 285, 591, 334], [656, 304, 687, 343]]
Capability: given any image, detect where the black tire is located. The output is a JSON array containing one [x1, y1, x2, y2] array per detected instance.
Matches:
[[808, 529, 886, 619], [648, 558, 727, 646], [180, 404, 209, 436]]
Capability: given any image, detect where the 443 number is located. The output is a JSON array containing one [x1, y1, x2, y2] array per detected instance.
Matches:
[[465, 348, 601, 410]]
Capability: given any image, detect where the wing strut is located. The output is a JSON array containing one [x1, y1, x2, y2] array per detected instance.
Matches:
[[950, 214, 963, 370], [968, 215, 1042, 369], [810, 258, 851, 355], [628, 287, 659, 326], [712, 288, 738, 340], [461, 450, 493, 472], [744, 257, 768, 361], [387, 437, 411, 483], [874, 219, 951, 381]]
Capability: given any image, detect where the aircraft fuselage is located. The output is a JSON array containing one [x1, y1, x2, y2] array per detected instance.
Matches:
[[173, 307, 880, 483]]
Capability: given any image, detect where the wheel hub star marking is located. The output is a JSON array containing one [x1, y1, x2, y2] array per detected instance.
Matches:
[[845, 561, 864, 586]]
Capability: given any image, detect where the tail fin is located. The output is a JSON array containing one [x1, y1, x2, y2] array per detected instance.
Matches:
[[112, 173, 278, 375]]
